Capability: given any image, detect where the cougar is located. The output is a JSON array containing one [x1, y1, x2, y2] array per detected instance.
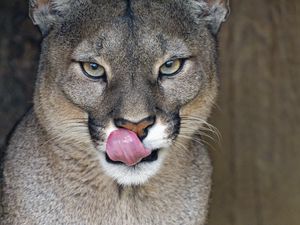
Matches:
[[1, 0, 228, 224]]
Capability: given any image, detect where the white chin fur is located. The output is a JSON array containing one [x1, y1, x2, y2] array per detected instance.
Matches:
[[99, 150, 167, 186]]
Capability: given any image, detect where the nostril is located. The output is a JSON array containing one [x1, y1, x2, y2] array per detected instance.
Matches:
[[114, 118, 128, 128], [113, 116, 156, 140], [139, 115, 156, 140], [144, 115, 156, 129]]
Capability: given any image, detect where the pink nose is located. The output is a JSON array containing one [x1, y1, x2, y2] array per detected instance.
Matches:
[[114, 116, 156, 140]]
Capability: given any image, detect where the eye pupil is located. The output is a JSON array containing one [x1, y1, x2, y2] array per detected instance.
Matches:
[[165, 61, 174, 68], [90, 63, 99, 70]]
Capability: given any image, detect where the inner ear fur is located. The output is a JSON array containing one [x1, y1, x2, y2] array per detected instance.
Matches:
[[191, 0, 230, 34]]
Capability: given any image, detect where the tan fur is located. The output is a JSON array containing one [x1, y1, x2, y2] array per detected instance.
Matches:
[[1, 0, 228, 224]]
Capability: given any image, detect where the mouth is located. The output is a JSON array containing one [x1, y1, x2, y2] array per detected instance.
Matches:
[[105, 149, 160, 166]]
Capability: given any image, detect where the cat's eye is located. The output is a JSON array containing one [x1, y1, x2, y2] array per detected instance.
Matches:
[[80, 62, 106, 80], [159, 59, 185, 76]]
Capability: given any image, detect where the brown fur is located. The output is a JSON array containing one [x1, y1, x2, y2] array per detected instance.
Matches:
[[1, 0, 228, 224]]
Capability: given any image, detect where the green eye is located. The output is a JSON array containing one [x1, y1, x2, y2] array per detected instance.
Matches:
[[159, 59, 184, 76], [80, 62, 106, 80]]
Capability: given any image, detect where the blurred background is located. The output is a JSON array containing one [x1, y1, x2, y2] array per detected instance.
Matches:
[[0, 0, 299, 224]]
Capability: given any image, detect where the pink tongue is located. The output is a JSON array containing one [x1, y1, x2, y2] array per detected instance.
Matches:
[[106, 129, 151, 166]]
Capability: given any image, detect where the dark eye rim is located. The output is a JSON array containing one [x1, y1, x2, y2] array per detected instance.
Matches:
[[79, 62, 107, 81], [159, 58, 186, 77]]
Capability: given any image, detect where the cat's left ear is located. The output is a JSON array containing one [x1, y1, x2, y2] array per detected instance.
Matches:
[[190, 0, 230, 34], [29, 0, 72, 35]]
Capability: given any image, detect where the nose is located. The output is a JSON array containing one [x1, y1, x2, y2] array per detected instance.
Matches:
[[114, 115, 156, 140]]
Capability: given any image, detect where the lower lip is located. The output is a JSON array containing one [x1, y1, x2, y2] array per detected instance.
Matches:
[[105, 149, 160, 166]]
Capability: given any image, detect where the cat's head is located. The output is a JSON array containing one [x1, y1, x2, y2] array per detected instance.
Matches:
[[30, 0, 229, 185]]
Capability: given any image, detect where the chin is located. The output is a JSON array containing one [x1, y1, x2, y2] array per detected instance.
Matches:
[[98, 149, 168, 186]]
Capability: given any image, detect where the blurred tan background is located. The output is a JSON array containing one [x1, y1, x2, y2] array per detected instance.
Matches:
[[0, 1, 299, 225]]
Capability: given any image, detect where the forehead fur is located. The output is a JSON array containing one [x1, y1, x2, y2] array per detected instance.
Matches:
[[47, 0, 210, 59], [51, 0, 203, 36]]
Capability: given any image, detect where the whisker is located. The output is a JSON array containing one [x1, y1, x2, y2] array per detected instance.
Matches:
[[180, 116, 222, 141], [180, 124, 221, 144], [172, 140, 189, 153], [177, 134, 218, 152], [180, 130, 215, 142]]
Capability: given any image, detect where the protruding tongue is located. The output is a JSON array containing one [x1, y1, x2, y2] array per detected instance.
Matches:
[[106, 129, 151, 166]]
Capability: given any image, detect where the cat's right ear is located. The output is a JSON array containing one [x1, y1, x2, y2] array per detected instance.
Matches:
[[190, 0, 230, 34], [29, 0, 71, 35]]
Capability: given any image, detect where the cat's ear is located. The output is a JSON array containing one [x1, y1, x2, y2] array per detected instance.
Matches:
[[29, 0, 72, 35], [190, 0, 230, 34]]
